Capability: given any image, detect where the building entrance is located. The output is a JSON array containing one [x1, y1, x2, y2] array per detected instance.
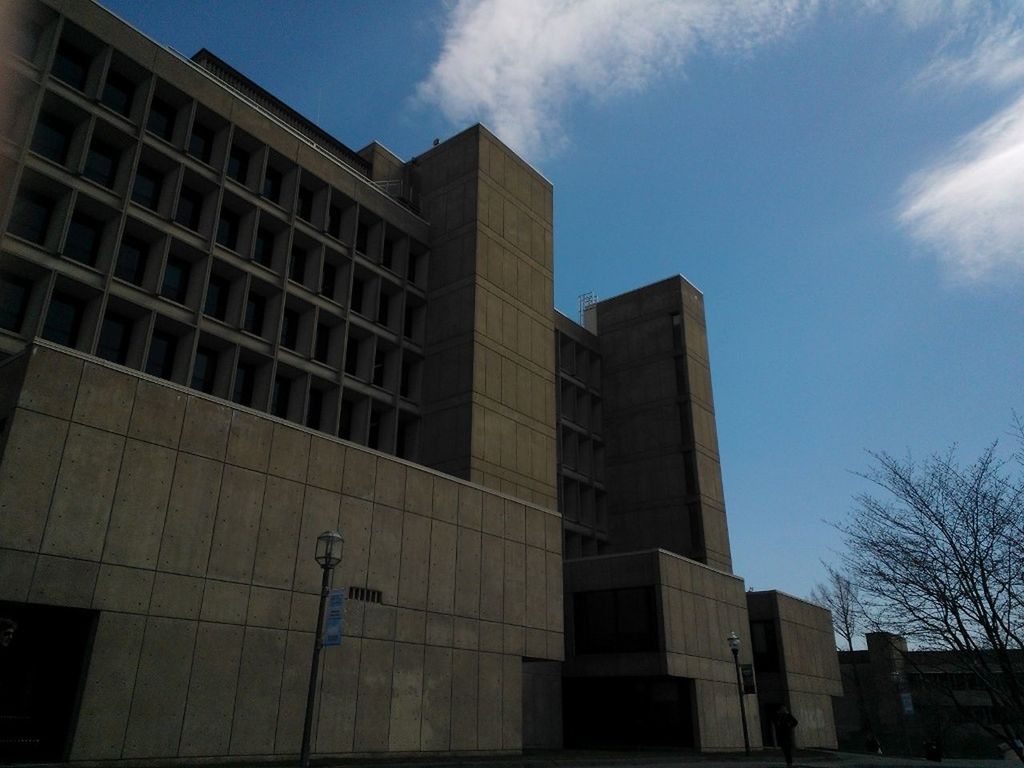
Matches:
[[0, 601, 96, 763], [563, 676, 697, 748]]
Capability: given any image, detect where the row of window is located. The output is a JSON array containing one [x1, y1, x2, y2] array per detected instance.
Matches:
[[559, 333, 602, 385], [560, 378, 603, 433]]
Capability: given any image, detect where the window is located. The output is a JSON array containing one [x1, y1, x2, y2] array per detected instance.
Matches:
[[356, 220, 368, 253], [367, 407, 381, 449], [377, 293, 390, 325], [204, 274, 230, 320], [253, 228, 274, 267], [115, 236, 148, 285], [314, 323, 330, 364], [101, 71, 134, 116], [320, 262, 336, 298], [132, 165, 162, 210], [271, 376, 290, 417], [262, 167, 282, 202], [52, 41, 90, 91], [289, 247, 306, 282], [41, 292, 83, 347], [281, 308, 299, 350], [96, 313, 131, 364], [9, 189, 53, 245], [30, 113, 73, 165], [399, 360, 412, 398], [297, 187, 313, 221], [175, 187, 203, 231], [408, 253, 419, 284], [573, 587, 658, 654], [83, 139, 119, 188], [160, 257, 190, 304], [145, 330, 176, 379], [146, 98, 176, 141], [372, 348, 385, 387], [188, 122, 214, 164], [227, 144, 248, 183], [750, 620, 780, 673], [306, 388, 323, 429], [0, 275, 32, 332], [403, 306, 417, 339], [382, 237, 396, 271], [344, 337, 359, 376], [191, 347, 217, 393], [338, 399, 353, 440], [216, 208, 240, 250], [243, 292, 265, 336], [233, 362, 256, 406], [64, 212, 103, 266], [351, 276, 365, 314], [327, 204, 342, 239]]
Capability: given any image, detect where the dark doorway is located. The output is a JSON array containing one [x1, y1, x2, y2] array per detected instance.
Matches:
[[564, 676, 696, 748], [0, 600, 96, 763]]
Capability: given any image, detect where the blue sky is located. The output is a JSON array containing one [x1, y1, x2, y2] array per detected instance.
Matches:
[[102, 0, 1024, 603]]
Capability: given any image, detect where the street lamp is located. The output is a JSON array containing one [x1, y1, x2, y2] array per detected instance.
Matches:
[[299, 530, 343, 768], [728, 631, 751, 756]]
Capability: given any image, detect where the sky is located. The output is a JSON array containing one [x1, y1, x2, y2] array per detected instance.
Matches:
[[100, 0, 1024, 605]]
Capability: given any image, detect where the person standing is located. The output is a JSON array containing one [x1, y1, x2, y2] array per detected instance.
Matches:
[[774, 705, 798, 766]]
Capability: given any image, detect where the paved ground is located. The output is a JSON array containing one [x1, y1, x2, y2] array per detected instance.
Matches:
[[310, 749, 1018, 768]]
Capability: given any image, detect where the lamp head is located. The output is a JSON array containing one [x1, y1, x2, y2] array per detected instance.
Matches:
[[315, 530, 343, 568], [728, 631, 741, 653]]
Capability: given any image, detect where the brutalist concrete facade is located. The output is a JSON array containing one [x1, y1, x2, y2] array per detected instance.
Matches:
[[0, 343, 563, 761]]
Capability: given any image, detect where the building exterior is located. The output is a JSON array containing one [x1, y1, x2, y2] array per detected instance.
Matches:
[[0, 0, 840, 762], [835, 633, 1022, 759]]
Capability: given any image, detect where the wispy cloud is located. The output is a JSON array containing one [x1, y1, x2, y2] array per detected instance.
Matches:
[[417, 0, 819, 159], [900, 94, 1024, 284]]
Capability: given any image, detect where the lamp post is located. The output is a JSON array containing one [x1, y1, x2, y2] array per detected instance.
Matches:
[[299, 530, 343, 768], [728, 631, 751, 755]]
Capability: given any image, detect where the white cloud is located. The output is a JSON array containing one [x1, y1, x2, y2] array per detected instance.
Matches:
[[417, 0, 819, 159], [900, 93, 1024, 284]]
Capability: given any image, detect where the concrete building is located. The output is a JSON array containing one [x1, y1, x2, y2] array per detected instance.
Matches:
[[0, 0, 839, 762]]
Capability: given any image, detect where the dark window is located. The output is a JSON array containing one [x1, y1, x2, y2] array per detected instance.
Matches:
[[671, 313, 683, 351], [30, 113, 73, 164], [175, 187, 203, 231], [297, 187, 313, 221], [64, 212, 103, 266], [0, 275, 32, 332], [344, 337, 359, 376], [160, 257, 190, 304], [327, 204, 342, 238], [289, 247, 306, 282], [377, 293, 390, 325], [41, 292, 83, 347], [243, 292, 265, 336], [573, 587, 659, 654], [314, 323, 330, 363], [382, 238, 395, 270], [204, 274, 230, 320], [146, 98, 176, 141], [115, 237, 148, 285], [399, 361, 411, 398], [253, 228, 274, 267], [356, 220, 368, 253], [372, 348, 385, 387], [403, 307, 416, 339], [750, 620, 780, 673], [408, 253, 419, 284], [188, 122, 214, 164], [96, 313, 131, 364], [306, 388, 323, 429], [9, 189, 53, 245], [281, 308, 299, 350], [216, 208, 240, 250], [132, 165, 162, 210], [227, 144, 248, 183], [145, 330, 176, 379], [320, 262, 336, 298], [338, 399, 353, 440], [191, 347, 217, 393], [83, 139, 119, 188], [101, 71, 134, 116], [367, 407, 381, 449], [271, 376, 290, 417], [262, 167, 282, 202], [52, 41, 90, 91], [233, 363, 256, 406], [351, 277, 365, 314]]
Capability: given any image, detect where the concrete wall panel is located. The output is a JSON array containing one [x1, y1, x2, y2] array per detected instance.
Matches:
[[230, 627, 287, 755], [275, 630, 314, 755], [427, 520, 457, 614], [72, 362, 135, 434], [179, 622, 244, 756], [450, 648, 479, 750], [353, 638, 394, 752], [420, 645, 453, 751], [226, 410, 273, 472], [367, 504, 403, 600], [455, 526, 481, 618], [29, 554, 98, 607], [122, 617, 196, 758], [398, 512, 431, 609], [294, 487, 342, 593], [269, 423, 310, 482], [127, 380, 185, 449], [338, 494, 372, 589], [42, 424, 124, 559], [316, 636, 361, 754], [103, 439, 175, 567], [480, 533, 504, 622], [477, 651, 503, 750], [158, 453, 224, 575], [388, 642, 425, 751], [502, 653, 522, 750], [253, 477, 304, 589], [179, 397, 231, 461], [0, 409, 67, 550]]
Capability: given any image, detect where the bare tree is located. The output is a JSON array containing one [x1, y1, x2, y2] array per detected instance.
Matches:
[[837, 436, 1024, 762], [812, 565, 875, 743]]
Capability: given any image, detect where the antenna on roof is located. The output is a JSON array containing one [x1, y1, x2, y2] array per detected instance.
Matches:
[[579, 291, 598, 330]]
